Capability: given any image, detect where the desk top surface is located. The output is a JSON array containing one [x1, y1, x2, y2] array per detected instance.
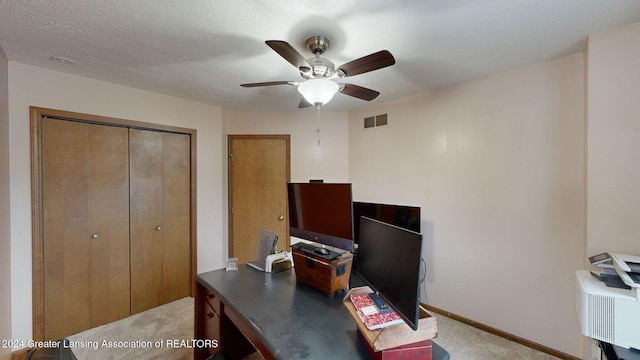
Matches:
[[196, 264, 372, 359]]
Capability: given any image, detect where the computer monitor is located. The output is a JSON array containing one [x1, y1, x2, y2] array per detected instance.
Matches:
[[355, 216, 423, 330], [352, 201, 420, 243], [287, 182, 355, 252]]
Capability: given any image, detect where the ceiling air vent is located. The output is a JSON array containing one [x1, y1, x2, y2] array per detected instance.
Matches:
[[364, 114, 388, 129]]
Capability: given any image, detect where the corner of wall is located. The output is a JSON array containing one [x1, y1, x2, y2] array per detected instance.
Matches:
[[582, 39, 589, 270], [0, 46, 13, 360], [584, 20, 640, 256]]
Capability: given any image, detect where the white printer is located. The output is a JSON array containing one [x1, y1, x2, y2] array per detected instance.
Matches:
[[576, 252, 640, 350]]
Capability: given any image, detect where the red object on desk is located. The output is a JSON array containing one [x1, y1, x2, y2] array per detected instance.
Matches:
[[359, 330, 433, 360], [350, 293, 404, 330]]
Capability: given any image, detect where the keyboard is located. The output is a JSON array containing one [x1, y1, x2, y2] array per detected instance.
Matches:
[[293, 242, 317, 252], [291, 243, 340, 260]]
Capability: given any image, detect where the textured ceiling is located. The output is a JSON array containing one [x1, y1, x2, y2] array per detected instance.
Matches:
[[1, 0, 640, 111]]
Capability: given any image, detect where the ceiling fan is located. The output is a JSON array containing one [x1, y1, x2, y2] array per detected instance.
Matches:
[[241, 36, 396, 108]]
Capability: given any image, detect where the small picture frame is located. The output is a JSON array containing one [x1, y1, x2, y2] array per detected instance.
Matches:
[[226, 257, 238, 271]]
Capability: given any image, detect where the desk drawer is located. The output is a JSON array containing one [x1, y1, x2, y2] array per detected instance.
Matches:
[[203, 302, 220, 354], [203, 288, 221, 315]]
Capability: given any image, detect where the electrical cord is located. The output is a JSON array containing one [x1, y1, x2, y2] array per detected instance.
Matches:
[[419, 257, 429, 305]]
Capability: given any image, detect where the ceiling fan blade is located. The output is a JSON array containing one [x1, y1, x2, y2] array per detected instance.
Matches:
[[266, 40, 312, 71], [298, 97, 313, 109], [240, 81, 295, 88], [337, 50, 396, 77], [339, 83, 380, 101]]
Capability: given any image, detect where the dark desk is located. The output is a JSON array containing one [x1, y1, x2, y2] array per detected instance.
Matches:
[[194, 265, 448, 360]]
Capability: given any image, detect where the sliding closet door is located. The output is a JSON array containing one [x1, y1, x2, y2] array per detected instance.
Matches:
[[130, 129, 191, 314], [41, 118, 130, 340]]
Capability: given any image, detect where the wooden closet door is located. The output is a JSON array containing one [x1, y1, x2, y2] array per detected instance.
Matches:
[[130, 129, 191, 314], [41, 118, 130, 340]]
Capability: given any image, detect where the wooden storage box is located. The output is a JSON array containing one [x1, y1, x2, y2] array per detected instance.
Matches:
[[360, 333, 433, 360], [343, 286, 437, 352], [292, 248, 352, 298]]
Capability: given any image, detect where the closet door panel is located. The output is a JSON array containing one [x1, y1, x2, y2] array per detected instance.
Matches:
[[87, 124, 131, 327], [42, 119, 91, 340], [41, 119, 130, 340], [130, 129, 190, 314], [161, 132, 191, 302], [130, 129, 164, 314]]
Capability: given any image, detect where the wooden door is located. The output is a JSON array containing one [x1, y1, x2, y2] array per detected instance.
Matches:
[[41, 118, 130, 340], [130, 129, 191, 314], [228, 135, 290, 264]]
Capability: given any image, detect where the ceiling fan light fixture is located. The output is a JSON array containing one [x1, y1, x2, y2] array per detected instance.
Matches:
[[297, 79, 339, 106]]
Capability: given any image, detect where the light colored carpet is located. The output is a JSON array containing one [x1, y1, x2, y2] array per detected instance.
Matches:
[[432, 314, 560, 360], [65, 296, 561, 360], [67, 297, 194, 360]]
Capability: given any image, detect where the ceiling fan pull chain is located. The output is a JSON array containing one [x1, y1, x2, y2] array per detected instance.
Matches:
[[316, 106, 321, 147]]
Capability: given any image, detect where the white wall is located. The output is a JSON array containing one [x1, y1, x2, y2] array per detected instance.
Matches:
[[586, 21, 640, 257], [348, 54, 585, 357], [0, 46, 11, 360], [585, 23, 640, 358], [8, 63, 226, 343]]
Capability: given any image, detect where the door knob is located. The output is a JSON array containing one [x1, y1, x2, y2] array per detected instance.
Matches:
[[278, 215, 284, 221], [156, 226, 162, 231], [91, 234, 99, 239]]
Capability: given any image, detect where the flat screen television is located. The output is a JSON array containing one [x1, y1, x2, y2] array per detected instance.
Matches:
[[352, 201, 420, 243], [355, 216, 423, 330], [287, 182, 355, 252]]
